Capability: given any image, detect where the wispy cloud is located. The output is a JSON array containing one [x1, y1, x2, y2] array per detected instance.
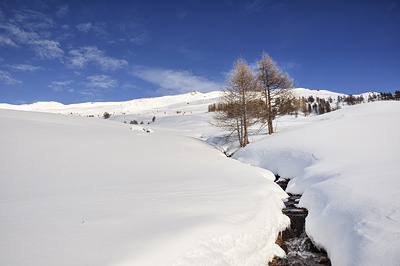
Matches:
[[0, 70, 22, 85], [30, 40, 64, 59], [119, 22, 150, 45], [121, 83, 140, 90], [0, 8, 64, 60], [76, 21, 107, 36], [67, 46, 128, 71], [76, 22, 92, 33], [87, 75, 117, 89], [132, 66, 219, 94], [56, 4, 69, 19], [0, 35, 18, 47], [0, 23, 40, 43], [49, 80, 74, 92], [5, 64, 42, 71], [130, 32, 150, 45], [81, 75, 117, 96], [12, 8, 55, 31]]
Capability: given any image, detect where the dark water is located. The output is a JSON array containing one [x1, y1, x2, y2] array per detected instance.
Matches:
[[269, 178, 331, 266]]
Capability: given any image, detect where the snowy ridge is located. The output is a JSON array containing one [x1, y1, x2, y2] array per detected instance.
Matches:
[[293, 87, 375, 99], [0, 91, 221, 117], [0, 88, 371, 118]]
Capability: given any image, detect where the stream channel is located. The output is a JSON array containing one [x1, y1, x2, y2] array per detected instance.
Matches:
[[269, 176, 331, 266]]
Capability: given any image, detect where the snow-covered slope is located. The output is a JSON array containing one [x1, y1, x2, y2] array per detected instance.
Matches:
[[0, 88, 370, 119], [0, 108, 289, 266], [233, 101, 400, 266], [1, 88, 398, 266], [293, 87, 373, 100], [0, 91, 221, 118]]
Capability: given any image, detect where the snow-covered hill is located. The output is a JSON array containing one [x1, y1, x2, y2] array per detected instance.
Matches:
[[0, 108, 288, 266], [0, 91, 220, 117], [1, 88, 399, 266], [0, 88, 373, 118]]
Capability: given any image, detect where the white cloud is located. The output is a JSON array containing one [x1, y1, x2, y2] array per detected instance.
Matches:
[[30, 40, 64, 59], [67, 46, 128, 71], [82, 75, 117, 96], [0, 35, 17, 47], [132, 66, 220, 94], [86, 75, 117, 89], [12, 9, 54, 34], [6, 64, 42, 71], [76, 22, 92, 33], [0, 23, 40, 43], [0, 8, 64, 60], [49, 80, 74, 92], [0, 70, 22, 85]]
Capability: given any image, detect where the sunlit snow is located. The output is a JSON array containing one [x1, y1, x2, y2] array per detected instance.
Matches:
[[1, 88, 399, 266]]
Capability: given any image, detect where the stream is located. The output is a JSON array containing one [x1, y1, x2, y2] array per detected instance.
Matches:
[[269, 177, 331, 266]]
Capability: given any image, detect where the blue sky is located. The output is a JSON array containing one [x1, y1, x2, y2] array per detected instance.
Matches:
[[0, 0, 399, 104]]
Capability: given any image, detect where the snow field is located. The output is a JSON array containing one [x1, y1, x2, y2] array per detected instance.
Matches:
[[1, 89, 398, 266], [0, 109, 289, 266]]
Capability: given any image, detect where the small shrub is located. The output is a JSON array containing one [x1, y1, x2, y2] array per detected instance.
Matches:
[[103, 112, 111, 119]]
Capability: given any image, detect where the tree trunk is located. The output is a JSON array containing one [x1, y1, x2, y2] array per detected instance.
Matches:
[[266, 87, 273, 135], [236, 119, 243, 147]]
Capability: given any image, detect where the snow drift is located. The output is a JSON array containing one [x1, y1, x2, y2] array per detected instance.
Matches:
[[0, 109, 289, 266]]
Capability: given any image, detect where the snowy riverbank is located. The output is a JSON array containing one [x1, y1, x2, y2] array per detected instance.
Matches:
[[233, 101, 400, 266]]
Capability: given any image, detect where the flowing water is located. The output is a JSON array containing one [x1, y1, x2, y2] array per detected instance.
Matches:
[[269, 177, 331, 266]]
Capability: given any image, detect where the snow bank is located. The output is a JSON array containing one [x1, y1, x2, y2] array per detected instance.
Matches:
[[233, 102, 400, 266], [0, 109, 289, 266]]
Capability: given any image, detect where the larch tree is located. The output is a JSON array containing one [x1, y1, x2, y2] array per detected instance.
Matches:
[[256, 52, 294, 135], [214, 58, 260, 147]]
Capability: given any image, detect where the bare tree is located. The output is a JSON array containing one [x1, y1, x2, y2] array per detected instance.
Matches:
[[256, 52, 294, 135], [214, 58, 259, 147]]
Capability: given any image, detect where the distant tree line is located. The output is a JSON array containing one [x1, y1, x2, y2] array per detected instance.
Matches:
[[377, 91, 400, 101]]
